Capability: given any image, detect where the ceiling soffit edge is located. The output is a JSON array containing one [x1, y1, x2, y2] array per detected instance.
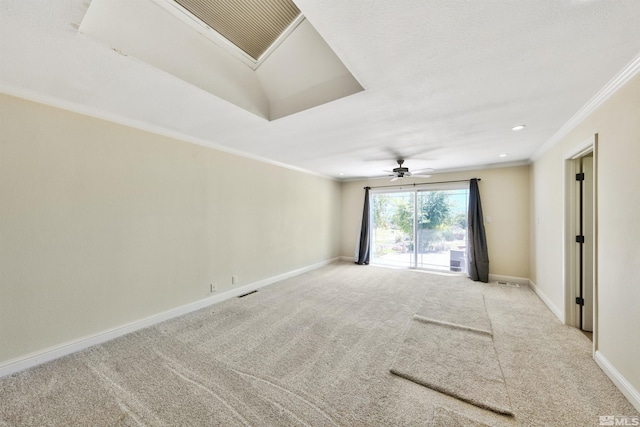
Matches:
[[152, 0, 304, 70], [81, 0, 363, 121]]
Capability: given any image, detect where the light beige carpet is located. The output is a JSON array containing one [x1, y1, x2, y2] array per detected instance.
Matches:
[[430, 406, 492, 427], [415, 285, 492, 334], [0, 262, 638, 426], [391, 283, 513, 416], [390, 319, 513, 416]]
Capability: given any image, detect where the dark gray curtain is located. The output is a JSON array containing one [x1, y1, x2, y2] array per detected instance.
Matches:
[[355, 187, 371, 265], [468, 179, 489, 282]]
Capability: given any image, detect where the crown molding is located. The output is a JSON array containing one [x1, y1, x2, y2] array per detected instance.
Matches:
[[0, 82, 336, 182], [531, 51, 640, 161], [339, 160, 531, 182]]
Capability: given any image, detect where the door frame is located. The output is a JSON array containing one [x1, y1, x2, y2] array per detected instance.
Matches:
[[369, 182, 469, 272], [563, 134, 598, 351]]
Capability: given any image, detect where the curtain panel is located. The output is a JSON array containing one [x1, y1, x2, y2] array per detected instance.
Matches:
[[355, 187, 371, 265], [467, 179, 489, 282]]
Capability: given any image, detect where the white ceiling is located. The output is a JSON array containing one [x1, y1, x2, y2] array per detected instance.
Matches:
[[78, 0, 364, 121], [2, 0, 640, 179]]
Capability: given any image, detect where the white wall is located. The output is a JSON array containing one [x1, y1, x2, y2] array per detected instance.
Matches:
[[0, 93, 342, 365], [530, 73, 640, 399], [341, 166, 530, 279]]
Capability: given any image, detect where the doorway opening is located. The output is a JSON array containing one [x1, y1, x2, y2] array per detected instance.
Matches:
[[370, 185, 469, 272], [564, 135, 597, 346]]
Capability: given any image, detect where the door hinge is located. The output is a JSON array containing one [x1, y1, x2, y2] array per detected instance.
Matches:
[[576, 235, 585, 243], [576, 297, 585, 306], [576, 173, 585, 181]]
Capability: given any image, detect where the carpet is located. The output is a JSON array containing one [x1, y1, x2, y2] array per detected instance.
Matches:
[[415, 285, 492, 334], [1, 262, 637, 426], [391, 282, 513, 415], [390, 319, 513, 416], [430, 406, 492, 427]]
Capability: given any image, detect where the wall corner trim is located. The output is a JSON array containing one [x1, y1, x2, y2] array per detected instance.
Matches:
[[528, 279, 563, 322], [0, 257, 341, 379], [595, 351, 640, 413], [531, 52, 640, 161]]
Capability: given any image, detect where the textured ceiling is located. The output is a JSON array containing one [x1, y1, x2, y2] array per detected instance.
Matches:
[[1, 0, 640, 179]]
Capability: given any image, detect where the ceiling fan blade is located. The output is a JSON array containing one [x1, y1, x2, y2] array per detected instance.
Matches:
[[412, 174, 432, 179], [388, 148, 404, 161], [412, 168, 434, 173], [390, 176, 401, 182]]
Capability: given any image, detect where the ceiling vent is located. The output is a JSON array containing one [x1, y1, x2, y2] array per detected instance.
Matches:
[[173, 0, 301, 63]]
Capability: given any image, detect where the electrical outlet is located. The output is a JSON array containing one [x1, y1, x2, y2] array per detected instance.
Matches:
[[232, 275, 238, 285], [210, 283, 217, 293]]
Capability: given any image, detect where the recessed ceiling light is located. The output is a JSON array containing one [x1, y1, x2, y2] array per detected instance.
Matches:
[[499, 154, 508, 158], [339, 172, 344, 176], [512, 125, 526, 131]]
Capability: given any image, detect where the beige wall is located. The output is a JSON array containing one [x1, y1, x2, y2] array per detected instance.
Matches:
[[3, 72, 638, 402], [341, 166, 530, 279], [530, 73, 640, 394], [0, 94, 342, 364]]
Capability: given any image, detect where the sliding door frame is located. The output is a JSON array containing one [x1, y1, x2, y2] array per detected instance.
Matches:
[[370, 182, 469, 272]]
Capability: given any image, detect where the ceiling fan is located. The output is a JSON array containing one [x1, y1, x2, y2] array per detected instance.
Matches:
[[384, 160, 433, 182]]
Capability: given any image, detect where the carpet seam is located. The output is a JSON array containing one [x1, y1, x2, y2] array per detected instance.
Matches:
[[481, 293, 516, 419], [411, 315, 493, 336], [390, 290, 514, 417], [389, 368, 514, 416]]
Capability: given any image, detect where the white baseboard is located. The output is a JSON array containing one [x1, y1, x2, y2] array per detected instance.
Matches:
[[595, 351, 640, 413], [0, 257, 340, 378], [339, 256, 354, 262], [488, 274, 530, 286], [528, 279, 563, 322]]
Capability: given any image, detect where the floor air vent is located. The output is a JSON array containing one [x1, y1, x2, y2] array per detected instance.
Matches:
[[238, 290, 258, 298], [497, 281, 520, 288]]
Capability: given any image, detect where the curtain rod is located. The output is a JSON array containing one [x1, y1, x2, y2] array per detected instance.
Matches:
[[364, 178, 480, 190]]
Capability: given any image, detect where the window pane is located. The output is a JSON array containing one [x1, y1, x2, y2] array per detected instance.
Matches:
[[416, 189, 469, 272], [370, 192, 415, 268]]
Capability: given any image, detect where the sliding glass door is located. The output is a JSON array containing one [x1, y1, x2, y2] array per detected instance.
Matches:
[[370, 186, 469, 272], [415, 188, 469, 271], [370, 191, 415, 268]]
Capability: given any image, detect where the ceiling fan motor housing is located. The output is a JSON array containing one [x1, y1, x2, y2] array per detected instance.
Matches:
[[393, 160, 409, 175], [393, 166, 409, 175]]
